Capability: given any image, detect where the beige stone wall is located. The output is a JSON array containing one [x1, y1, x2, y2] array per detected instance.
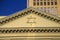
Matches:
[[57, 0, 60, 16]]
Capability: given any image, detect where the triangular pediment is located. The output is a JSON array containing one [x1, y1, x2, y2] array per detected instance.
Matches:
[[0, 7, 60, 27]]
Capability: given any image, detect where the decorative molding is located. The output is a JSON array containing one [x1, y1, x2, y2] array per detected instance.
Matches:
[[0, 37, 60, 40], [0, 8, 60, 26], [0, 27, 60, 33], [27, 16, 36, 26]]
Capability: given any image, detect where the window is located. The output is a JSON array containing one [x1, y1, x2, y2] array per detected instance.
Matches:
[[33, 0, 36, 6], [44, 0, 46, 1], [37, 0, 39, 1], [54, 7, 58, 16], [37, 2, 39, 6], [54, 0, 57, 2], [44, 7, 46, 12], [40, 0, 42, 1], [44, 2, 46, 5], [39, 7, 43, 11], [51, 7, 54, 15], [33, 0, 36, 1], [47, 0, 50, 1], [51, 0, 53, 1], [40, 2, 43, 5], [55, 2, 57, 5], [48, 7, 50, 13], [47, 2, 50, 5], [54, 0, 57, 5], [51, 2, 53, 5], [33, 2, 36, 6]]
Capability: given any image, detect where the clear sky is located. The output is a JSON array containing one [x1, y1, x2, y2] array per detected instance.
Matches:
[[0, 0, 27, 16]]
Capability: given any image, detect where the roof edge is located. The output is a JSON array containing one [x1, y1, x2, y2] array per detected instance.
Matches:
[[0, 7, 60, 26]]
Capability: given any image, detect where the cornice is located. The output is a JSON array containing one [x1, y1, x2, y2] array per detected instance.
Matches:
[[0, 7, 60, 26], [0, 27, 60, 33]]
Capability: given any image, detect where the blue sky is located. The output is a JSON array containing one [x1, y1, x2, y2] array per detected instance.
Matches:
[[0, 0, 27, 16]]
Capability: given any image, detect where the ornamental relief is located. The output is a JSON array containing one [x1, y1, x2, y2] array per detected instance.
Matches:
[[27, 16, 36, 26]]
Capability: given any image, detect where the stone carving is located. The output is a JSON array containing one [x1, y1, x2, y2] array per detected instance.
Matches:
[[27, 16, 36, 26]]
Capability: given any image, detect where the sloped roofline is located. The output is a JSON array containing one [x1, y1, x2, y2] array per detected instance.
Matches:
[[0, 7, 60, 26]]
